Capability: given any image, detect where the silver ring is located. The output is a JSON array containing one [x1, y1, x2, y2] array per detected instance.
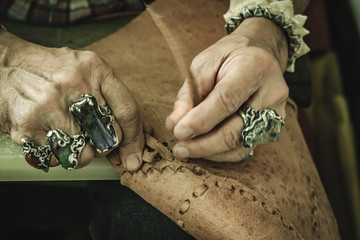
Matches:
[[21, 139, 52, 172], [239, 107, 284, 148], [47, 129, 88, 170], [70, 94, 119, 154]]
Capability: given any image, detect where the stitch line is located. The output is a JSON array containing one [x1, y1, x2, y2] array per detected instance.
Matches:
[[122, 134, 305, 238]]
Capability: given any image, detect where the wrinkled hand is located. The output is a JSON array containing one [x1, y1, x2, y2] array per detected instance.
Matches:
[[0, 31, 144, 171], [166, 18, 289, 162]]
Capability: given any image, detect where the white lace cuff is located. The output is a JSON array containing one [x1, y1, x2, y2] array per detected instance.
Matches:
[[224, 0, 310, 72]]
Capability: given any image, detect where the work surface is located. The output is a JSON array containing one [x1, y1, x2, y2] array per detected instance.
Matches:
[[0, 133, 119, 181]]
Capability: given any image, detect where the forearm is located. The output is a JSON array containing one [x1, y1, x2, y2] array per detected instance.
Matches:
[[224, 0, 311, 72]]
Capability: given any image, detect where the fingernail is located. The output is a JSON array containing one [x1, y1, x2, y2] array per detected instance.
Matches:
[[174, 125, 194, 140], [173, 145, 190, 159], [124, 153, 141, 171], [165, 116, 175, 131]]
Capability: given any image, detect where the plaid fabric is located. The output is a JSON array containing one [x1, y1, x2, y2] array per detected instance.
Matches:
[[0, 0, 143, 25], [69, 0, 92, 23], [29, 0, 69, 25], [90, 0, 127, 17], [7, 0, 32, 21]]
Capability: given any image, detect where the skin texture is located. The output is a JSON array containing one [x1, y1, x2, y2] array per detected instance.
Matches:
[[165, 0, 312, 161], [0, 0, 311, 170], [0, 31, 144, 171], [166, 18, 290, 162]]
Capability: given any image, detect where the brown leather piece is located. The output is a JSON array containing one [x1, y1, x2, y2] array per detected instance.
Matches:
[[85, 0, 340, 239]]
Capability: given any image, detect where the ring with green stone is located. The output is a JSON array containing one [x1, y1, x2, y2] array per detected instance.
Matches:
[[47, 129, 88, 170], [70, 94, 119, 154]]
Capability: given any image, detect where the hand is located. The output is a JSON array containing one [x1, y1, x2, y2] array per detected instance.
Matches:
[[166, 18, 289, 162], [0, 31, 144, 171]]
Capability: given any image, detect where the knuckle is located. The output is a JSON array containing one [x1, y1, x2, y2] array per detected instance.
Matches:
[[11, 106, 37, 131], [81, 50, 107, 69], [118, 103, 140, 124], [190, 52, 208, 75], [58, 47, 72, 55], [80, 50, 113, 84], [271, 81, 289, 105], [218, 90, 239, 115], [10, 129, 21, 145], [279, 83, 289, 101], [190, 58, 201, 77], [81, 50, 99, 61], [220, 125, 242, 150]]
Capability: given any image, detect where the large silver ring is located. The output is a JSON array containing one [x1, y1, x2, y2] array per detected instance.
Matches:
[[239, 107, 284, 148], [21, 139, 53, 172], [70, 94, 119, 154], [47, 129, 88, 170]]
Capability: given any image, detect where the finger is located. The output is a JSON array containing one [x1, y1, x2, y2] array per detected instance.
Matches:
[[11, 74, 95, 169], [142, 119, 154, 136], [75, 143, 95, 168], [165, 79, 194, 132], [173, 55, 287, 140], [72, 91, 124, 160], [172, 77, 288, 161], [167, 48, 225, 132], [47, 111, 96, 169], [12, 128, 60, 168], [172, 114, 245, 159], [107, 147, 121, 167], [205, 147, 254, 162], [99, 70, 144, 171], [173, 68, 258, 140], [9, 99, 62, 167]]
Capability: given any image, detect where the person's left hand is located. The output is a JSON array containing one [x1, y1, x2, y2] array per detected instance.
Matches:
[[0, 31, 144, 171], [166, 18, 289, 162]]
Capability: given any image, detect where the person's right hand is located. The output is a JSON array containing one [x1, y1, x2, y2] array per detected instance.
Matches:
[[166, 18, 289, 162], [0, 31, 144, 171]]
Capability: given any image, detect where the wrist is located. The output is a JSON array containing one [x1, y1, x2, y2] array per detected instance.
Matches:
[[224, 2, 310, 72], [232, 17, 288, 71]]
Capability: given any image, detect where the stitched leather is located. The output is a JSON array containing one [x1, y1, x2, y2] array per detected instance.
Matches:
[[85, 0, 340, 239]]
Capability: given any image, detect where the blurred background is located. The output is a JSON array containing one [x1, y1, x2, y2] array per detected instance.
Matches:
[[0, 0, 359, 239]]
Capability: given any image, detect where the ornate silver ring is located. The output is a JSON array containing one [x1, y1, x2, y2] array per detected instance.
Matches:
[[21, 139, 53, 172], [239, 107, 284, 148], [47, 129, 88, 170], [70, 94, 119, 154]]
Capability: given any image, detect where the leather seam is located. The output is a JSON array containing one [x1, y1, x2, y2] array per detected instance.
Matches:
[[121, 133, 306, 239]]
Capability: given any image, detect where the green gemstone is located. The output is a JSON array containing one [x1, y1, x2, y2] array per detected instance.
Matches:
[[47, 130, 77, 170], [70, 94, 118, 153]]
